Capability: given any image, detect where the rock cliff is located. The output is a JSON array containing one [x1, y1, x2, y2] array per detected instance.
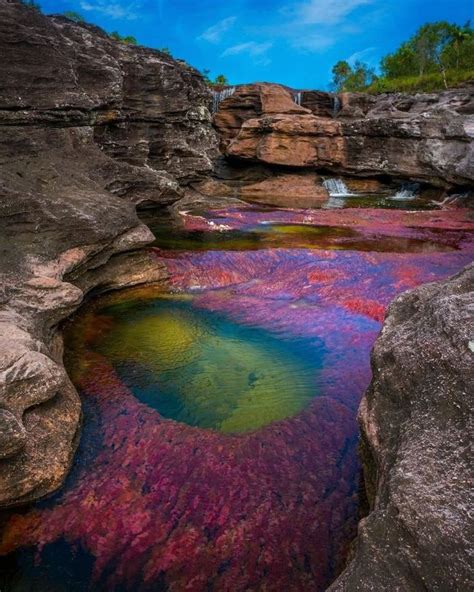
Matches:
[[329, 264, 474, 592], [0, 0, 217, 507], [214, 83, 474, 188]]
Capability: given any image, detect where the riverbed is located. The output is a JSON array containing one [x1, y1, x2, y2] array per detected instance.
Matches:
[[1, 199, 473, 592]]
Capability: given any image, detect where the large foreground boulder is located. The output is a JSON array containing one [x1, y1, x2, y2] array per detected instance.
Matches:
[[330, 264, 474, 591]]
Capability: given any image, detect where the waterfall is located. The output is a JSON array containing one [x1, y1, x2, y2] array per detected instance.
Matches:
[[211, 86, 236, 114], [323, 178, 351, 197], [389, 183, 419, 200], [293, 91, 302, 106], [333, 95, 341, 117]]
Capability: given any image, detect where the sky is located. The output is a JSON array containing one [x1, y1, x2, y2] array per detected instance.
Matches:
[[37, 0, 473, 89]]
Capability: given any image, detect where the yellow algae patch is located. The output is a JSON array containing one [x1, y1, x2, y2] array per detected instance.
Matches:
[[102, 308, 205, 372], [69, 293, 319, 434]]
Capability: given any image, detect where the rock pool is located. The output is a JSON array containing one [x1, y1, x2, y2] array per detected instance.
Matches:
[[1, 204, 473, 592]]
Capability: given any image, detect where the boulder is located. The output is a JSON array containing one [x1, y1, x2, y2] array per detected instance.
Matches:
[[330, 264, 474, 591]]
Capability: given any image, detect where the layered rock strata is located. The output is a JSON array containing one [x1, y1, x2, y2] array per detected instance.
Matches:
[[215, 83, 474, 187], [1, 5, 473, 591], [0, 0, 217, 507]]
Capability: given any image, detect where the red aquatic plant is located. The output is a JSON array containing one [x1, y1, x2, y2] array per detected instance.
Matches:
[[1, 205, 473, 592]]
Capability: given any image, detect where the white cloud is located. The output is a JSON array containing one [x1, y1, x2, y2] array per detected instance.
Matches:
[[199, 16, 237, 43], [292, 35, 335, 52], [347, 46, 377, 66], [79, 1, 141, 20], [297, 0, 374, 25], [221, 41, 273, 57]]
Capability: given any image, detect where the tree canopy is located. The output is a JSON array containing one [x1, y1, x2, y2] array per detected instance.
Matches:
[[201, 70, 230, 88], [331, 60, 377, 92], [331, 21, 474, 93], [382, 21, 473, 79]]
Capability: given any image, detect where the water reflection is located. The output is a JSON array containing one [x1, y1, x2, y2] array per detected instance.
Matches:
[[141, 213, 457, 253]]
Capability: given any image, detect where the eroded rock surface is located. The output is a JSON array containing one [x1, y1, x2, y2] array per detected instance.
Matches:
[[1, 10, 473, 592], [329, 264, 474, 592], [0, 0, 217, 507], [215, 84, 474, 187], [213, 83, 310, 150]]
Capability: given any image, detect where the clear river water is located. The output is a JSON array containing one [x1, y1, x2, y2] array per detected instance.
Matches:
[[1, 194, 473, 592]]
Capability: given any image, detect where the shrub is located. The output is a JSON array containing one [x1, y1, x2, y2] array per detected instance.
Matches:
[[110, 31, 138, 45], [63, 11, 85, 23]]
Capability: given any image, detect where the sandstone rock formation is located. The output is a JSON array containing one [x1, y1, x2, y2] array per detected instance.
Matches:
[[1, 6, 473, 592], [329, 264, 474, 592], [213, 83, 311, 150], [0, 0, 217, 507], [215, 84, 474, 187]]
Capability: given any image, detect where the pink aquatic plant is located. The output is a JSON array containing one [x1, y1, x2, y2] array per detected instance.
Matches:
[[1, 205, 473, 592]]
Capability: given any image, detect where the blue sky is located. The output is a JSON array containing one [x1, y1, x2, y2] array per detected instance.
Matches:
[[38, 0, 473, 89]]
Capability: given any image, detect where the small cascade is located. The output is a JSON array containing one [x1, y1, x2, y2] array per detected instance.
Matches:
[[333, 95, 341, 117], [390, 182, 420, 200], [211, 86, 236, 114], [323, 178, 351, 197], [293, 91, 302, 106]]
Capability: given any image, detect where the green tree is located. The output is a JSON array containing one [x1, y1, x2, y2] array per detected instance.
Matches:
[[159, 47, 171, 55], [123, 35, 138, 45], [380, 21, 474, 88], [331, 60, 352, 91], [441, 22, 474, 71], [381, 42, 418, 78], [331, 60, 377, 92], [63, 11, 85, 23], [412, 22, 456, 86], [213, 74, 229, 87], [200, 70, 229, 87]]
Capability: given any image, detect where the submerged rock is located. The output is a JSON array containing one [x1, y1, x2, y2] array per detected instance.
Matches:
[[329, 264, 474, 591], [194, 171, 330, 208]]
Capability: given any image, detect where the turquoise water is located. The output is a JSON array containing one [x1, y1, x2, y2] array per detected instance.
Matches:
[[96, 295, 323, 433]]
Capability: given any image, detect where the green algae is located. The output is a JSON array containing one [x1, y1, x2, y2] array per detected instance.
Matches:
[[95, 295, 320, 433]]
